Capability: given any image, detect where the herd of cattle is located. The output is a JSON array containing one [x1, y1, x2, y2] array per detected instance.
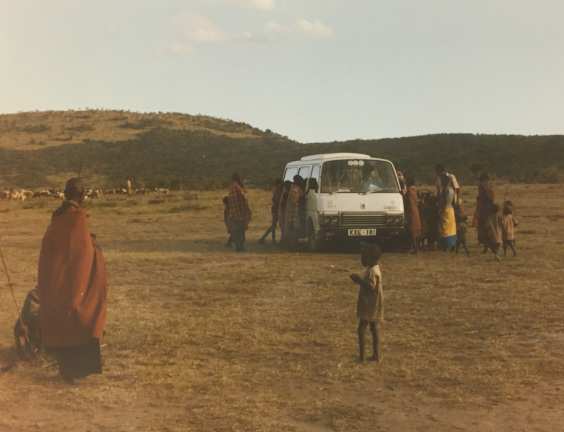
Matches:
[[0, 188, 170, 201]]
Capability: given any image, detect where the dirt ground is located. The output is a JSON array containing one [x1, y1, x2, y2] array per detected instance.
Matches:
[[0, 184, 563, 431]]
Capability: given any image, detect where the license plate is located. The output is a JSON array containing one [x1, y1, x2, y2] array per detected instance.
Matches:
[[348, 229, 377, 236]]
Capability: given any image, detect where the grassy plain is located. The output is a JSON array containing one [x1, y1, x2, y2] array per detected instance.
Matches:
[[0, 184, 563, 431]]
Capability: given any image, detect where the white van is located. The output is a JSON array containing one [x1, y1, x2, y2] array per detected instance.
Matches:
[[282, 153, 404, 250]]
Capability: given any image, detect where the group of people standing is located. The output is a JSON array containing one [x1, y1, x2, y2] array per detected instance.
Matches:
[[223, 173, 308, 252], [262, 176, 307, 250], [398, 164, 462, 254], [473, 172, 518, 261], [400, 164, 518, 259], [223, 167, 519, 260], [27, 165, 521, 385]]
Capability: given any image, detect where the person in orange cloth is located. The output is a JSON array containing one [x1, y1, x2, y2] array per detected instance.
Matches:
[[38, 178, 108, 384]]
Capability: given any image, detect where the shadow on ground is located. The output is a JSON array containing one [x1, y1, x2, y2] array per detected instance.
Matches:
[[106, 236, 406, 255]]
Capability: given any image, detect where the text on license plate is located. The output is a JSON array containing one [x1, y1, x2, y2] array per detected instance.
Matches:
[[348, 229, 377, 236]]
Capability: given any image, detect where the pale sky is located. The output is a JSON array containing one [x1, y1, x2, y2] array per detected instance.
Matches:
[[1, 0, 563, 143]]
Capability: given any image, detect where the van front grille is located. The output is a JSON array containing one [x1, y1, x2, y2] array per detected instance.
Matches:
[[340, 213, 386, 227]]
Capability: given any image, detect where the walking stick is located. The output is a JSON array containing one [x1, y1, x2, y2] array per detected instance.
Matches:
[[0, 248, 27, 340]]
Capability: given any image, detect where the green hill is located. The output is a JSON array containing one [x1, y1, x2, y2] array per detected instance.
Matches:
[[0, 110, 563, 190]]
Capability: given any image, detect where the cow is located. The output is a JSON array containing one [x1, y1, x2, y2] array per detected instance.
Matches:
[[33, 190, 52, 198]]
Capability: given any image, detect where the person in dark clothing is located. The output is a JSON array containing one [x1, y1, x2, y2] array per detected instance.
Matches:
[[223, 196, 235, 247], [227, 173, 252, 252], [277, 181, 292, 247], [259, 179, 283, 244], [284, 176, 305, 251], [474, 172, 495, 253]]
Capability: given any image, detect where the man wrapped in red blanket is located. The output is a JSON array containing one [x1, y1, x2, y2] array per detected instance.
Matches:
[[38, 178, 108, 384]]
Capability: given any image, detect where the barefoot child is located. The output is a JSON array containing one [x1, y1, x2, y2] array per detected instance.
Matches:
[[455, 204, 470, 256], [502, 203, 518, 256], [350, 243, 384, 362]]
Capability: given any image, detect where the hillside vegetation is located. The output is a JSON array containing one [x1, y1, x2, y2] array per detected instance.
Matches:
[[0, 110, 563, 190]]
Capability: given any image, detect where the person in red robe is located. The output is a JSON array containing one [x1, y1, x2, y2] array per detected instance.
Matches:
[[227, 173, 252, 252], [403, 177, 422, 254], [38, 178, 108, 383]]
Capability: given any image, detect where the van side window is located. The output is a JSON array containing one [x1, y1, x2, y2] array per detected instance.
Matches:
[[284, 167, 299, 182], [298, 166, 311, 179], [307, 165, 320, 193], [310, 165, 320, 181]]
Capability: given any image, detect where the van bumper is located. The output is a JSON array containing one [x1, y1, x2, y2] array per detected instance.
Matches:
[[317, 227, 405, 241]]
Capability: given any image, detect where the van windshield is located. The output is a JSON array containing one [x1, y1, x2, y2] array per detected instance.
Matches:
[[319, 159, 399, 193]]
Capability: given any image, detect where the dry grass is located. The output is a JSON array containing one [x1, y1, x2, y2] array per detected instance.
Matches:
[[0, 184, 563, 431], [0, 110, 261, 150]]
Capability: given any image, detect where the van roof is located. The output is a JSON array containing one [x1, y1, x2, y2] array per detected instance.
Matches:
[[299, 153, 371, 161]]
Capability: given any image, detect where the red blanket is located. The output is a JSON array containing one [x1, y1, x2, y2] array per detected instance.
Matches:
[[38, 201, 107, 347]]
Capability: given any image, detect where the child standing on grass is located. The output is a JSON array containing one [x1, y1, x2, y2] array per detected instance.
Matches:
[[455, 203, 470, 256], [485, 204, 503, 261], [350, 243, 384, 362], [502, 203, 518, 256]]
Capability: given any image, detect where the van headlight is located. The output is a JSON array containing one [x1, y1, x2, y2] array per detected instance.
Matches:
[[386, 215, 404, 226], [319, 215, 340, 227]]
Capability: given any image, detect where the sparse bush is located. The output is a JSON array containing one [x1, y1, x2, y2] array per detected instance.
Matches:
[[19, 124, 49, 133], [120, 118, 172, 130], [537, 166, 563, 183]]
